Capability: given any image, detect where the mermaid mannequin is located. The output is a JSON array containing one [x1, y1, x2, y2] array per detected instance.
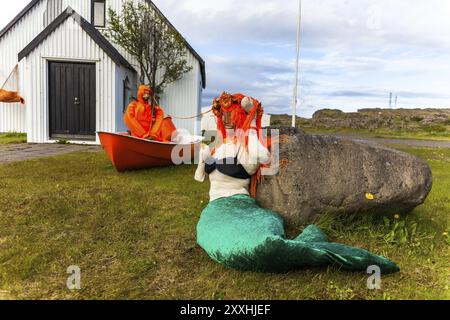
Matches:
[[195, 92, 400, 274]]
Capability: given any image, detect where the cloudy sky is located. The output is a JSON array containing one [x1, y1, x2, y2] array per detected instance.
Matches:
[[2, 0, 450, 117]]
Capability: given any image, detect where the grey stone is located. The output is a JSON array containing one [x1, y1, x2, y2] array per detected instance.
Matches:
[[257, 127, 433, 226]]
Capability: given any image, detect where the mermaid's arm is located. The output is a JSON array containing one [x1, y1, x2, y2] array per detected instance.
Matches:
[[247, 126, 271, 165], [240, 97, 271, 167], [195, 145, 211, 182], [239, 117, 271, 175]]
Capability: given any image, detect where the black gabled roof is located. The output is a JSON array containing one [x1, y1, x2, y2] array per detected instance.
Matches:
[[18, 7, 135, 71], [2, 0, 206, 88]]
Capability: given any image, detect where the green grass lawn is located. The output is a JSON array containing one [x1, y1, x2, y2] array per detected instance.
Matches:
[[0, 133, 27, 145], [0, 147, 449, 300]]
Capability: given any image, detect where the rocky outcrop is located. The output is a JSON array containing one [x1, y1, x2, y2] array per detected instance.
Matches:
[[256, 127, 433, 226], [311, 108, 450, 130]]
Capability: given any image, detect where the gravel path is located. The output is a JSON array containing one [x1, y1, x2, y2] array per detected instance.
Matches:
[[0, 144, 101, 164], [314, 133, 450, 148]]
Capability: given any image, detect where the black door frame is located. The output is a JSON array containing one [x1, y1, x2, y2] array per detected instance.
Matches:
[[48, 60, 97, 141]]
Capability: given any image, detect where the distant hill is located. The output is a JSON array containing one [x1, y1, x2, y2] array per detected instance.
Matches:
[[270, 109, 450, 133]]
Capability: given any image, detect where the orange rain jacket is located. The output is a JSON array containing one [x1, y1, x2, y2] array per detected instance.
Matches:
[[124, 85, 165, 140]]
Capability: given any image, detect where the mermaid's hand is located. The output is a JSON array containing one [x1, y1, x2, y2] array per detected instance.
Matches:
[[199, 144, 211, 163], [241, 97, 255, 113], [195, 145, 210, 183]]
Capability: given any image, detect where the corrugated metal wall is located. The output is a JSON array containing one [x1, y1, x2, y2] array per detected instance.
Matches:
[[158, 53, 202, 135], [0, 0, 203, 138], [43, 0, 63, 27], [23, 16, 118, 143]]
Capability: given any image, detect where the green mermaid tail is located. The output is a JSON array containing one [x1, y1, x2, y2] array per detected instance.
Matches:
[[197, 195, 400, 274]]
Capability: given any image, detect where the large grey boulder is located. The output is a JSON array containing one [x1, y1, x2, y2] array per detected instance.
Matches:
[[257, 127, 433, 226]]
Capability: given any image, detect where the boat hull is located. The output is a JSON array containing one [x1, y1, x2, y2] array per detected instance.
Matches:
[[98, 132, 198, 172]]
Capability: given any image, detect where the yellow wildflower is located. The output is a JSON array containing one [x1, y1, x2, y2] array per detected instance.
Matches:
[[365, 193, 375, 200]]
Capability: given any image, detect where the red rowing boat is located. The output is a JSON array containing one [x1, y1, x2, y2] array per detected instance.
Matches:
[[98, 131, 202, 172]]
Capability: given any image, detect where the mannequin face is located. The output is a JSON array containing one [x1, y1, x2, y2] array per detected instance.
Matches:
[[222, 111, 235, 130], [142, 92, 151, 102]]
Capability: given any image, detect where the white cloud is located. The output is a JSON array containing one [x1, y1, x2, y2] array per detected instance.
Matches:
[[151, 0, 450, 116], [155, 0, 450, 49]]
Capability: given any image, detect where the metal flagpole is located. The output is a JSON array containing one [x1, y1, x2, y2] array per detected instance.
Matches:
[[292, 0, 303, 128]]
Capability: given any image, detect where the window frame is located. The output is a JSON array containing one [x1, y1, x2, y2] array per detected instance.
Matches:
[[91, 0, 106, 28], [123, 76, 131, 113]]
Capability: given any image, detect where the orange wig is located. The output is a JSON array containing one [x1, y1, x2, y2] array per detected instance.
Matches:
[[211, 92, 268, 198], [212, 92, 264, 145]]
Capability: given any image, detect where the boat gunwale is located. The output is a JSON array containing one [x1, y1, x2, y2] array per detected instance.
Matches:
[[97, 131, 203, 147]]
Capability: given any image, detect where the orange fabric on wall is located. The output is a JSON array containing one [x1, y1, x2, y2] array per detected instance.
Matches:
[[0, 89, 25, 104], [124, 85, 165, 140]]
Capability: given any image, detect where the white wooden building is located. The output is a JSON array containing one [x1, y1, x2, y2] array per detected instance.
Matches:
[[0, 0, 206, 143]]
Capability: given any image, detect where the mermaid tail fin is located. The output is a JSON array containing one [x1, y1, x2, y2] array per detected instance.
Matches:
[[312, 242, 401, 274], [294, 225, 329, 243]]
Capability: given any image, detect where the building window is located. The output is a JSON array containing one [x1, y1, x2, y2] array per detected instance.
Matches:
[[123, 76, 132, 113], [92, 0, 106, 27]]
